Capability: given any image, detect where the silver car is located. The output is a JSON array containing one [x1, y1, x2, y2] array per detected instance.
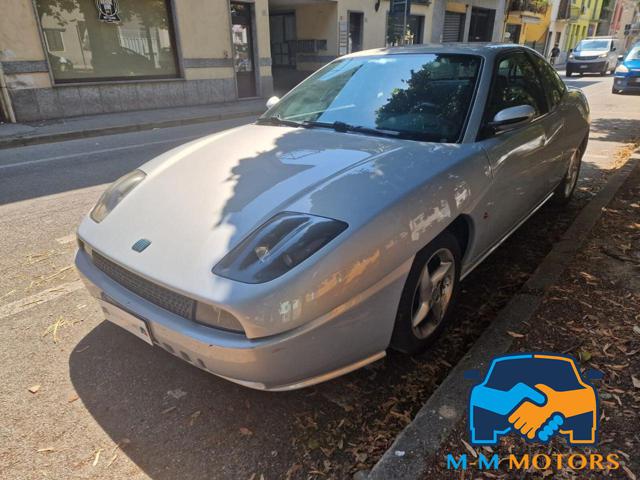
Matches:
[[75, 44, 589, 391]]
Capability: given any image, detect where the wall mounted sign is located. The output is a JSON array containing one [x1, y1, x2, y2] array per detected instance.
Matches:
[[96, 0, 121, 23]]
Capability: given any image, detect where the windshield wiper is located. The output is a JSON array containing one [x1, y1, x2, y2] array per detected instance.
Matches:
[[256, 116, 303, 128], [302, 120, 401, 138]]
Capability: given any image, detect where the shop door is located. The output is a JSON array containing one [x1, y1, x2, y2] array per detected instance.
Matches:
[[443, 11, 465, 42], [231, 2, 257, 98], [468, 7, 495, 42]]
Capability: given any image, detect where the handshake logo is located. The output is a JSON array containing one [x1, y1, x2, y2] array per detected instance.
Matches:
[[468, 353, 600, 445]]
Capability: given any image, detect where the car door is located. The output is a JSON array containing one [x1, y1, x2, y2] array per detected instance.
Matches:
[[472, 51, 552, 258], [528, 51, 573, 193]]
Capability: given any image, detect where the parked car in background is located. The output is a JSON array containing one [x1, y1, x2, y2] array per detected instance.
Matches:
[[612, 43, 640, 94], [76, 44, 590, 391], [566, 37, 619, 77]]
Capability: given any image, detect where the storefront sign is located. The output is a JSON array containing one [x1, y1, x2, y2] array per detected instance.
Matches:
[[96, 0, 121, 23]]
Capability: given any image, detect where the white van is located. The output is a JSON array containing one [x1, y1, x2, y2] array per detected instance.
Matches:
[[566, 37, 619, 77]]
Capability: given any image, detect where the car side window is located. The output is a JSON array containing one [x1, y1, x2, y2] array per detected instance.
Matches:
[[528, 53, 566, 110], [484, 52, 548, 124]]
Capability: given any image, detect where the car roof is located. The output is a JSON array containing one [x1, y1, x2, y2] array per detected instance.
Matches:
[[344, 43, 525, 60]]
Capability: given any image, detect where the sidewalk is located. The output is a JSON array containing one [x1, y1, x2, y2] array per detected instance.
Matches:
[[0, 98, 267, 149]]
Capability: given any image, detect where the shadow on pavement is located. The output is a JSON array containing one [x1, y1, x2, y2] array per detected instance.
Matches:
[[590, 117, 640, 143]]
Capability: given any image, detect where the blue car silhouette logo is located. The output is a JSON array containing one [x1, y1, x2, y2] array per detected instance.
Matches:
[[468, 353, 600, 445]]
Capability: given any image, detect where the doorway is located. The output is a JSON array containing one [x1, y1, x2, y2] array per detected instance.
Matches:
[[468, 7, 495, 42], [348, 12, 364, 52], [230, 2, 257, 98]]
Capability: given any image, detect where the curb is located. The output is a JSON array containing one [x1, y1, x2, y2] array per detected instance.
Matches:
[[0, 108, 264, 150], [368, 154, 640, 480]]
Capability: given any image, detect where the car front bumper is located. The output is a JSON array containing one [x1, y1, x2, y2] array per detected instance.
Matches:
[[613, 75, 640, 92], [75, 248, 396, 391], [566, 60, 607, 73]]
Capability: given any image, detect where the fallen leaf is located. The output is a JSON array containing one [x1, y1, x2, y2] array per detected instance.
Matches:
[[633, 325, 640, 336], [578, 349, 592, 362], [92, 448, 103, 467], [632, 376, 640, 389], [507, 331, 525, 338], [28, 385, 41, 394], [67, 393, 79, 403], [37, 447, 55, 453], [239, 427, 253, 436], [189, 410, 201, 426], [461, 438, 477, 458], [623, 465, 636, 480], [161, 406, 176, 415]]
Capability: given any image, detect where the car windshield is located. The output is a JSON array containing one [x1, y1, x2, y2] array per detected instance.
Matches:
[[260, 53, 482, 143], [626, 46, 640, 61], [576, 39, 610, 51]]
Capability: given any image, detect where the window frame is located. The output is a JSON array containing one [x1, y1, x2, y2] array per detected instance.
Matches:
[[32, 0, 184, 86], [525, 49, 567, 112], [478, 49, 550, 139]]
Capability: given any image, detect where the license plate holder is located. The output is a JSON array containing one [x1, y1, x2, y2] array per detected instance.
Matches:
[[579, 64, 588, 69], [99, 297, 154, 345]]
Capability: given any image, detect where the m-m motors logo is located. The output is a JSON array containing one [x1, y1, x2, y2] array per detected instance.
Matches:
[[446, 353, 620, 473], [470, 353, 598, 445]]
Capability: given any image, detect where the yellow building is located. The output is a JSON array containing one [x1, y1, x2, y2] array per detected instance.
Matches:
[[505, 0, 553, 52], [565, 0, 605, 50]]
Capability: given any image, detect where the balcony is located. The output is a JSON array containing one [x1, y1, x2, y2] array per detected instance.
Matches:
[[570, 4, 587, 20], [509, 0, 549, 15]]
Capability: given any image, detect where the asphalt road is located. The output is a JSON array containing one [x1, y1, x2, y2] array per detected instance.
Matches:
[[0, 75, 638, 480]]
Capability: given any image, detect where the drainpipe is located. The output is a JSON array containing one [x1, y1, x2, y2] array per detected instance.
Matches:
[[0, 62, 17, 123]]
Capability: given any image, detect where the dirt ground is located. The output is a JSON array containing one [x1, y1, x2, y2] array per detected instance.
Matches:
[[425, 160, 640, 479]]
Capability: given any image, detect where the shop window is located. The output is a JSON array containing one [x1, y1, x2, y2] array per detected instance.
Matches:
[[35, 0, 179, 83]]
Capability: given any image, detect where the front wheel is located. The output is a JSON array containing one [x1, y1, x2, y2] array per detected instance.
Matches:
[[552, 147, 583, 205], [390, 231, 461, 354], [566, 70, 573, 77]]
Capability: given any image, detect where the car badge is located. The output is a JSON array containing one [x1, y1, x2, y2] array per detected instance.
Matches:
[[132, 238, 151, 252]]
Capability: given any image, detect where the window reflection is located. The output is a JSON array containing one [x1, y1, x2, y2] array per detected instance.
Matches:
[[35, 0, 179, 82]]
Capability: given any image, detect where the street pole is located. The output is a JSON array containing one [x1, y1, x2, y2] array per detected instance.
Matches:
[[402, 0, 408, 45]]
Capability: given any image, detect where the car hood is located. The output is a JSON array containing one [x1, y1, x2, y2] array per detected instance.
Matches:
[[623, 59, 640, 70], [79, 124, 431, 290]]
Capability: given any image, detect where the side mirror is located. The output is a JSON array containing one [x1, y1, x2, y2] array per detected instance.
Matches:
[[266, 96, 280, 109], [489, 105, 536, 133]]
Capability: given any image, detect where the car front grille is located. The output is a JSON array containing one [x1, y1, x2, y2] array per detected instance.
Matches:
[[92, 251, 196, 319], [574, 55, 599, 61]]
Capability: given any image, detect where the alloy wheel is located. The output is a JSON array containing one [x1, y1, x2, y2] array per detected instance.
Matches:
[[564, 149, 581, 197], [410, 248, 455, 339]]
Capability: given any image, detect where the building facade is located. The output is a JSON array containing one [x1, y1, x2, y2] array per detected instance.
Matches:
[[609, 0, 640, 51], [504, 0, 553, 53], [0, 0, 510, 124], [0, 0, 274, 122]]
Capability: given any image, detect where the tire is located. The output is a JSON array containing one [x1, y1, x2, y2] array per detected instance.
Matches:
[[566, 70, 573, 77], [612, 87, 619, 94], [599, 63, 608, 76], [390, 231, 461, 354], [552, 143, 584, 205]]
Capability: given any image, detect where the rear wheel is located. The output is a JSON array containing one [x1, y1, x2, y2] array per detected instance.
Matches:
[[552, 146, 583, 205], [390, 231, 461, 354]]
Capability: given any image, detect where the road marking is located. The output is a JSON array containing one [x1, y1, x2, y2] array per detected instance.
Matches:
[[0, 280, 84, 320], [0, 135, 200, 171], [55, 233, 77, 245]]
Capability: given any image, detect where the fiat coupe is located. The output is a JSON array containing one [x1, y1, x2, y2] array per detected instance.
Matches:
[[76, 44, 590, 390]]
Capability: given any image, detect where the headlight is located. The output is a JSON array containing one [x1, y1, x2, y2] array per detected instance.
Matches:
[[213, 212, 348, 283], [598, 53, 607, 58], [90, 169, 146, 223], [615, 64, 629, 73]]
